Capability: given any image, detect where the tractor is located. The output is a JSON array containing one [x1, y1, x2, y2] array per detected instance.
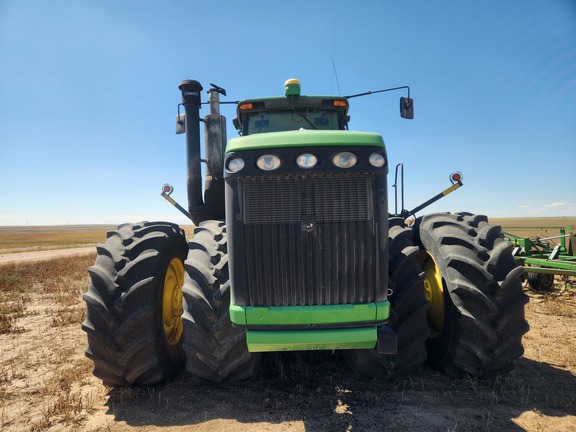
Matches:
[[82, 79, 529, 386]]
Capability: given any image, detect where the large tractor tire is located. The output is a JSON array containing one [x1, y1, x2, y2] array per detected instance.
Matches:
[[82, 222, 188, 386], [344, 217, 430, 380], [181, 220, 262, 382], [415, 213, 530, 378]]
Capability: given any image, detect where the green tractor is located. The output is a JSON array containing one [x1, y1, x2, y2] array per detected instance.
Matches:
[[82, 79, 529, 386]]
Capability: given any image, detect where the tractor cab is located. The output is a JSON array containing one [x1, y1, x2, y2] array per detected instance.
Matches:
[[233, 79, 350, 136]]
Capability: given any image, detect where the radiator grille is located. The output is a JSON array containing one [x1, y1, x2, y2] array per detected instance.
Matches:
[[242, 174, 371, 224], [235, 173, 381, 306]]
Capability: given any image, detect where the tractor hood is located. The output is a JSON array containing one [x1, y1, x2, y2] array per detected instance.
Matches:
[[226, 129, 385, 153]]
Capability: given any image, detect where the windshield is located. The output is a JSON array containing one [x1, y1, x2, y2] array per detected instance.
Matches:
[[244, 110, 341, 135]]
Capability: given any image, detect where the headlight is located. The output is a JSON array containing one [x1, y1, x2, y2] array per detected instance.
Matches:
[[295, 153, 318, 169], [226, 157, 245, 173], [256, 154, 282, 171], [332, 151, 357, 168], [369, 152, 386, 168]]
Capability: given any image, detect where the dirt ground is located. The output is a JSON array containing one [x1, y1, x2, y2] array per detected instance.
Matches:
[[0, 252, 575, 432]]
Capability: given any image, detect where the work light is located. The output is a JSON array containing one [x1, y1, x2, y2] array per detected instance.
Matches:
[[332, 151, 357, 168], [296, 153, 318, 169], [257, 154, 282, 171], [369, 152, 386, 168], [227, 157, 245, 173]]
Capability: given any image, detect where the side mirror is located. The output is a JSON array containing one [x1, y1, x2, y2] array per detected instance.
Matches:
[[233, 117, 242, 135], [400, 97, 414, 119], [176, 113, 185, 134]]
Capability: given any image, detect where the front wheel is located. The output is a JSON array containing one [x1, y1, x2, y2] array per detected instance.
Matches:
[[343, 217, 429, 380], [82, 222, 188, 386], [181, 220, 262, 382], [415, 213, 530, 378]]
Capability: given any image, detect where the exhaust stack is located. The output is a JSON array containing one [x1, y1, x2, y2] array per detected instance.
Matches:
[[178, 80, 226, 224]]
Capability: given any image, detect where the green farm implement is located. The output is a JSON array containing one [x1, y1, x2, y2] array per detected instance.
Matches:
[[504, 226, 576, 290]]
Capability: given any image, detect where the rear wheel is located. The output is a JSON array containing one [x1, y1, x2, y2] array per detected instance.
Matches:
[[415, 213, 530, 378], [344, 217, 429, 380], [82, 222, 188, 386], [181, 220, 262, 382]]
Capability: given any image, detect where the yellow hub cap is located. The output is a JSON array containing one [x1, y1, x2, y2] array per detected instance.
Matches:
[[163, 258, 184, 346], [420, 252, 445, 337]]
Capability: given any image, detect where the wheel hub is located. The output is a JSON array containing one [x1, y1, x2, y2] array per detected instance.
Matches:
[[163, 258, 184, 346], [420, 252, 444, 337]]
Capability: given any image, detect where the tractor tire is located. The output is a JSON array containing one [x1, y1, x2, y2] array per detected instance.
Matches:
[[82, 222, 188, 387], [181, 220, 262, 382], [526, 272, 555, 291], [415, 213, 530, 378], [343, 217, 429, 380]]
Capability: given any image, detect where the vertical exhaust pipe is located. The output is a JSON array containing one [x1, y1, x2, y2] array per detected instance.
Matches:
[[178, 80, 204, 213]]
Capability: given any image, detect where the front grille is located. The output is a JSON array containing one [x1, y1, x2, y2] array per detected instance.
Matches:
[[230, 172, 385, 307], [243, 174, 371, 224]]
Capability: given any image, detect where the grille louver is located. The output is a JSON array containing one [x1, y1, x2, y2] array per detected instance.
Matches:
[[234, 172, 381, 306]]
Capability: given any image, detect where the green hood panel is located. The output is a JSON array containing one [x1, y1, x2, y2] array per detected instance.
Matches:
[[227, 129, 385, 153]]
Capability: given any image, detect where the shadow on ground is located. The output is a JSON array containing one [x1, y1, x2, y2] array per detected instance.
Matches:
[[106, 353, 575, 431]]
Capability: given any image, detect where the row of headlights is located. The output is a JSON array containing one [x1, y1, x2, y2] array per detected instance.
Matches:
[[227, 151, 386, 173]]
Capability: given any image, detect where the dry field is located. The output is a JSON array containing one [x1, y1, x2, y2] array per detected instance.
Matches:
[[490, 217, 576, 240], [0, 219, 575, 431], [0, 226, 113, 254], [0, 225, 196, 254]]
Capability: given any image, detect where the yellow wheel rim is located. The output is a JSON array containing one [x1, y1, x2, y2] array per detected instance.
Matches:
[[420, 252, 445, 337], [163, 258, 184, 346]]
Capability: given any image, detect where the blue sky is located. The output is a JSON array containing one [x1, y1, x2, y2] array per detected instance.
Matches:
[[1, 0, 575, 226]]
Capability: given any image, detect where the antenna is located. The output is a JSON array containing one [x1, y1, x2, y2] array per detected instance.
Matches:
[[332, 61, 341, 96], [331, 18, 341, 95]]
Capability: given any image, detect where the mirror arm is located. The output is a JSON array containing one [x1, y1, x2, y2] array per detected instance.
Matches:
[[345, 85, 410, 100]]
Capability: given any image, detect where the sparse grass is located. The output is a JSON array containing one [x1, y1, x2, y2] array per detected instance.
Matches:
[[540, 295, 576, 317], [0, 297, 27, 334], [0, 255, 94, 294], [51, 307, 86, 327], [0, 253, 98, 431], [38, 362, 92, 423], [0, 255, 94, 335], [108, 387, 146, 407], [0, 267, 33, 294], [528, 282, 576, 318], [490, 373, 533, 406]]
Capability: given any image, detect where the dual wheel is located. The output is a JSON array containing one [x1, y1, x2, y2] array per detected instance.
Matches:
[[83, 213, 530, 386], [415, 213, 530, 377], [345, 213, 530, 379], [83, 220, 257, 386]]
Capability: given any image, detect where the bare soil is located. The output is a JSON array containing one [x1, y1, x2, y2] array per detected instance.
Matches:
[[1, 251, 575, 431]]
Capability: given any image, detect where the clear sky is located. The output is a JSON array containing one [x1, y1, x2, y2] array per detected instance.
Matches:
[[1, 0, 575, 226]]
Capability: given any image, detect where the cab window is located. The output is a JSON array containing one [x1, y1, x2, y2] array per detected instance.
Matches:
[[244, 110, 341, 135]]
